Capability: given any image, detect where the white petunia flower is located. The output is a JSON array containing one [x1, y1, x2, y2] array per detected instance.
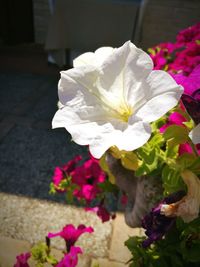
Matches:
[[189, 123, 200, 145], [161, 170, 200, 223], [52, 41, 183, 158]]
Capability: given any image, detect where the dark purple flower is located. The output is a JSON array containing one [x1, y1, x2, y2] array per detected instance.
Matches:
[[181, 89, 200, 125], [85, 204, 115, 223], [56, 246, 82, 267], [48, 224, 93, 252], [14, 252, 31, 267], [141, 190, 186, 248]]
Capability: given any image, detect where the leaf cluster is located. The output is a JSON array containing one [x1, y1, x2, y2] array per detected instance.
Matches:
[[125, 217, 200, 267]]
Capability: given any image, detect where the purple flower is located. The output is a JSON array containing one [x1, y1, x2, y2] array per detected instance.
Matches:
[[56, 246, 82, 267], [141, 191, 186, 248], [14, 252, 31, 267], [181, 89, 200, 125], [48, 224, 93, 252]]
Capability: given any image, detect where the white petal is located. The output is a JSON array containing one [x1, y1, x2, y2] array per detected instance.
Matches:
[[135, 70, 183, 122], [89, 120, 151, 158], [73, 47, 114, 67], [189, 124, 200, 144], [97, 41, 153, 99], [73, 52, 96, 67], [58, 66, 98, 106], [53, 107, 151, 159]]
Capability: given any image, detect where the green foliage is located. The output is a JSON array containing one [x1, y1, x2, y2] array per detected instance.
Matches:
[[125, 218, 200, 267], [98, 179, 118, 194], [161, 165, 186, 194], [99, 154, 116, 183], [31, 242, 58, 267]]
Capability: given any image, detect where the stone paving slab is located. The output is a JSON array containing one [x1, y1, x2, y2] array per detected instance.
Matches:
[[0, 236, 31, 267], [109, 213, 142, 264], [91, 258, 127, 267]]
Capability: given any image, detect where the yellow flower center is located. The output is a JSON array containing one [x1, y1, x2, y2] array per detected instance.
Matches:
[[120, 105, 133, 122], [116, 104, 133, 122]]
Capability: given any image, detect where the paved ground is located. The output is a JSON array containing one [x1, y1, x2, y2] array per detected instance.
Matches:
[[0, 192, 143, 267], [0, 69, 88, 203]]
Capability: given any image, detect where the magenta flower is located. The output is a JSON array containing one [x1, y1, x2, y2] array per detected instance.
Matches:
[[149, 42, 176, 70], [14, 252, 31, 267], [172, 65, 200, 96], [52, 155, 82, 191], [176, 22, 200, 46], [56, 246, 82, 267], [48, 224, 94, 252], [169, 42, 200, 75], [159, 112, 186, 133], [141, 191, 186, 248], [71, 156, 106, 204], [73, 184, 99, 203]]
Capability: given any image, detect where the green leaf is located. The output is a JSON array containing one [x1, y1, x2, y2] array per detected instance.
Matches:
[[121, 151, 140, 171], [136, 147, 158, 176], [98, 179, 118, 193], [31, 242, 49, 263], [189, 157, 200, 175], [162, 165, 186, 194], [163, 125, 189, 145], [165, 138, 179, 158], [49, 182, 56, 194], [99, 154, 115, 184], [149, 133, 164, 147], [46, 254, 58, 265]]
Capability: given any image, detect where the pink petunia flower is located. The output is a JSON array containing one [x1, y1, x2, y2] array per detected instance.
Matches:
[[171, 65, 200, 95], [71, 156, 106, 204], [176, 22, 200, 46], [159, 112, 186, 133], [149, 42, 176, 70], [48, 224, 93, 252], [52, 155, 82, 192], [169, 42, 200, 75], [56, 246, 82, 267], [14, 252, 31, 267]]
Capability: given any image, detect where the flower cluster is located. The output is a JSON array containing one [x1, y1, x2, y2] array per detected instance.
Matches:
[[14, 224, 93, 267], [149, 23, 200, 148], [50, 154, 116, 222]]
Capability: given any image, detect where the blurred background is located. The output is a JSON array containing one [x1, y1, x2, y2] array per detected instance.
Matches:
[[0, 0, 200, 203]]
